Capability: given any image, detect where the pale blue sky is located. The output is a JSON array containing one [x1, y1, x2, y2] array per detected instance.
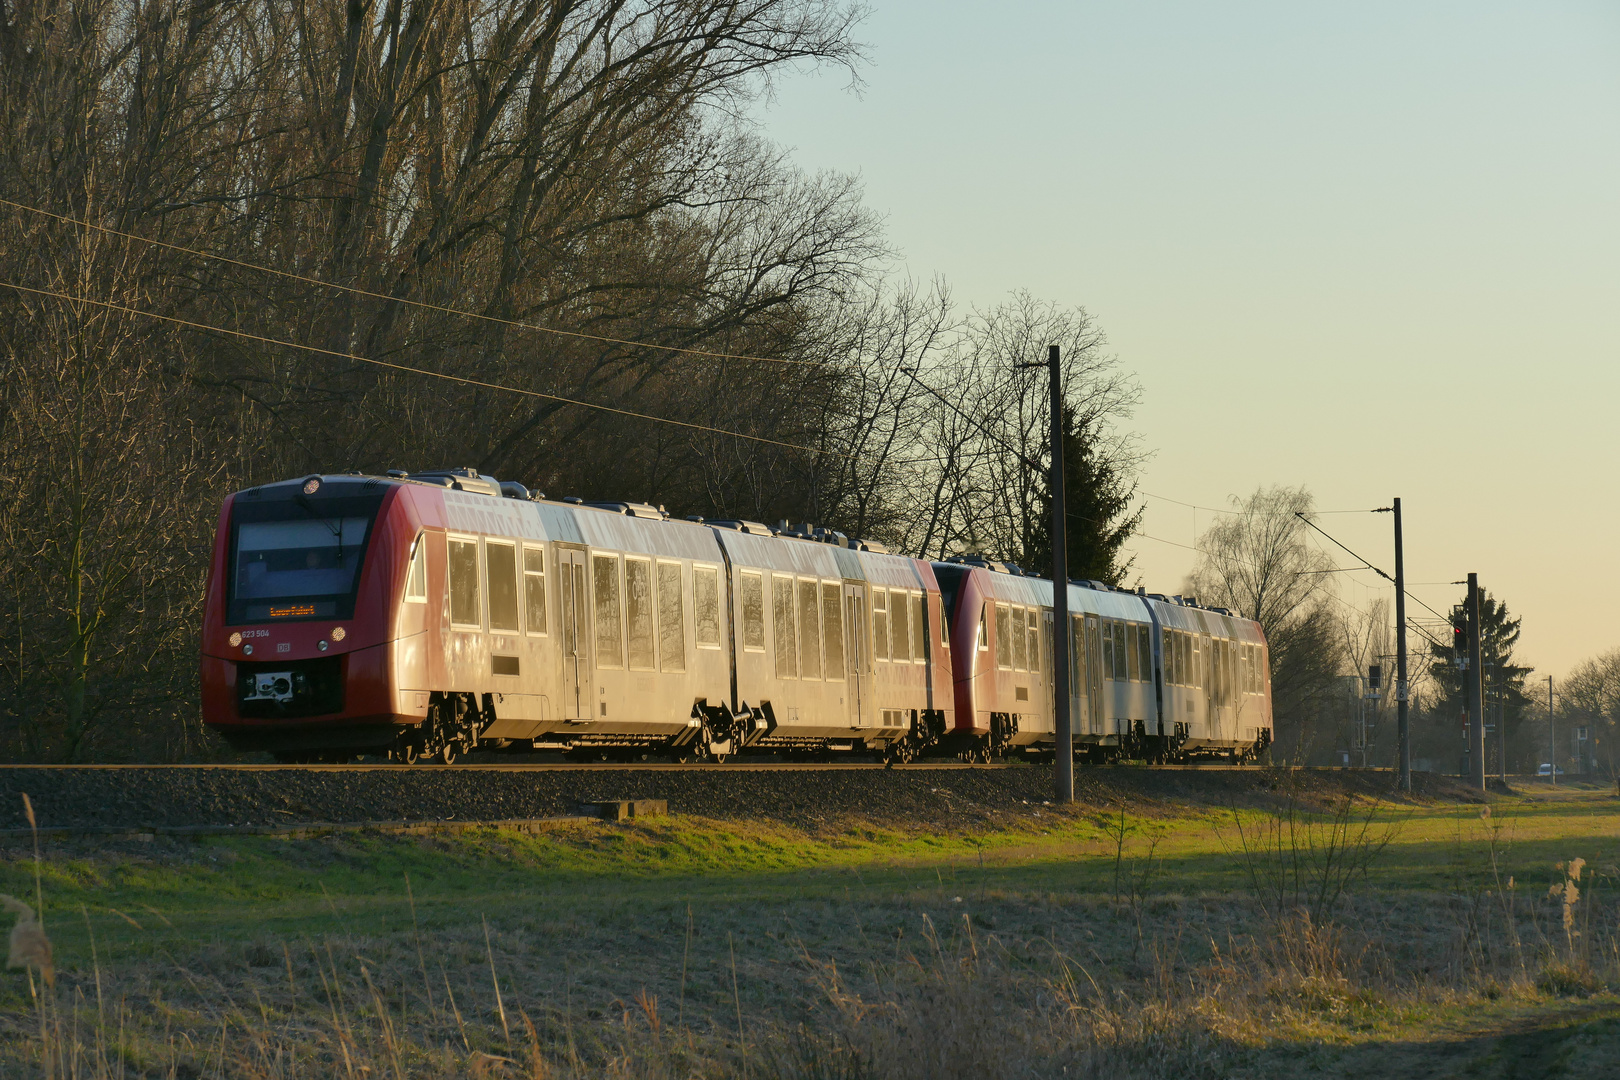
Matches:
[[759, 1, 1620, 677]]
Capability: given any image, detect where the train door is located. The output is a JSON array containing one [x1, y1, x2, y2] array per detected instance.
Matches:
[[1070, 615, 1088, 731], [1085, 614, 1104, 734], [558, 547, 590, 720], [844, 583, 868, 727], [1201, 632, 1217, 739]]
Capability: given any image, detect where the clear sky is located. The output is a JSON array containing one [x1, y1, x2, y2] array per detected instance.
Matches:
[[757, 0, 1620, 679]]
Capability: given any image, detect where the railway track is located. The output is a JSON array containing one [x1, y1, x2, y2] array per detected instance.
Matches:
[[0, 761, 1351, 772], [0, 763, 1416, 837]]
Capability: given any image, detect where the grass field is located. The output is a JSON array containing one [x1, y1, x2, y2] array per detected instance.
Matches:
[[2, 774, 1617, 1078]]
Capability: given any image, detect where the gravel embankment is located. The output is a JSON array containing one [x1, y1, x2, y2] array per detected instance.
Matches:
[[0, 764, 1473, 833]]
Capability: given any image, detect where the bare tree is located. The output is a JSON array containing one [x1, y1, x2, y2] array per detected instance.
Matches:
[[1557, 649, 1619, 779], [1186, 485, 1343, 757]]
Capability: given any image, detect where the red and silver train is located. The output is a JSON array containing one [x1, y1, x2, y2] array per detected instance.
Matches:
[[201, 470, 1272, 763]]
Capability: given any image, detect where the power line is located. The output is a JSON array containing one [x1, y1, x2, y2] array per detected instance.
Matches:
[[1, 197, 822, 369], [1293, 511, 1454, 626], [1, 281, 842, 457]]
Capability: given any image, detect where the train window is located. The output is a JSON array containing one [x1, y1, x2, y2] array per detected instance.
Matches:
[[938, 598, 950, 651], [449, 538, 480, 628], [625, 558, 655, 671], [740, 571, 765, 651], [1138, 625, 1152, 682], [977, 604, 988, 651], [913, 594, 926, 660], [523, 546, 547, 635], [873, 590, 890, 662], [405, 534, 427, 602], [890, 590, 910, 663], [1012, 606, 1027, 670], [1177, 633, 1189, 686], [821, 583, 845, 679], [994, 604, 1011, 669], [1026, 609, 1040, 673], [593, 554, 623, 668], [773, 575, 797, 678], [695, 566, 722, 649], [658, 562, 684, 672], [1100, 619, 1114, 679], [797, 580, 822, 680], [485, 541, 520, 634], [1125, 623, 1140, 682]]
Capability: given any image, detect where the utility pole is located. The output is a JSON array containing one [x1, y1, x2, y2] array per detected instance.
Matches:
[[1467, 573, 1485, 791], [1393, 498, 1410, 791], [1047, 343, 1073, 804], [1548, 674, 1556, 788], [1498, 669, 1507, 783]]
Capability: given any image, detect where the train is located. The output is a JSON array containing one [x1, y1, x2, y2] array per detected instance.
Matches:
[[200, 469, 1272, 763]]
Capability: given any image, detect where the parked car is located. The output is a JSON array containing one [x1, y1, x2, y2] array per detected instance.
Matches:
[[1537, 763, 1566, 776]]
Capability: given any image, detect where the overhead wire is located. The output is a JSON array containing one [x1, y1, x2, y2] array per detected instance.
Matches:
[[0, 281, 844, 457], [1, 199, 1449, 600], [0, 197, 822, 369], [1293, 511, 1456, 626]]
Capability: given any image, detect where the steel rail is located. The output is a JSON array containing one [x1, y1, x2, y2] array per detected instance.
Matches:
[[0, 763, 1388, 773]]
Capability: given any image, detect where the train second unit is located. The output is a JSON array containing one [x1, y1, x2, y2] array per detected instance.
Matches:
[[200, 469, 1271, 763]]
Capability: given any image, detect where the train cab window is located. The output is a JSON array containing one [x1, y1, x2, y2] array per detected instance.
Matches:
[[977, 605, 988, 651], [1138, 625, 1152, 682], [449, 538, 481, 628], [695, 566, 722, 649], [773, 575, 797, 678], [593, 554, 623, 668], [890, 590, 910, 663], [797, 580, 822, 680], [1125, 624, 1141, 682], [821, 583, 845, 680], [523, 546, 547, 635], [626, 558, 655, 671], [995, 603, 1012, 670], [872, 590, 890, 662], [658, 562, 685, 672], [740, 571, 765, 651], [1100, 619, 1114, 679], [1026, 609, 1040, 673], [404, 534, 427, 602], [486, 541, 520, 634], [939, 599, 950, 651], [913, 594, 927, 660]]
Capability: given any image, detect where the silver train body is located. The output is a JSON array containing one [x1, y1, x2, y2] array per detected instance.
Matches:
[[201, 470, 1270, 762]]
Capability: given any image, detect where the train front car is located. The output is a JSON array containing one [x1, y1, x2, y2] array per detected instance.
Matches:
[[201, 474, 425, 759]]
